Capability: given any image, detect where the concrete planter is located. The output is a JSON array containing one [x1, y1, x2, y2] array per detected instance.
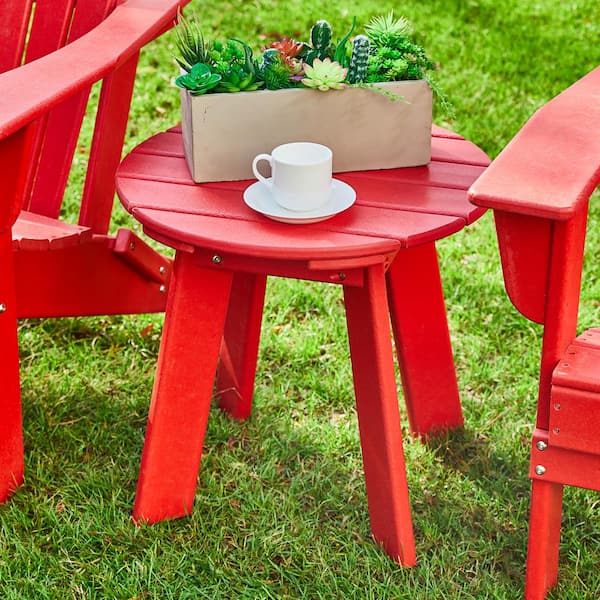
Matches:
[[180, 80, 432, 183]]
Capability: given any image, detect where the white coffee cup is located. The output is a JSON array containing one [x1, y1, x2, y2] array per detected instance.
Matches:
[[252, 142, 333, 212]]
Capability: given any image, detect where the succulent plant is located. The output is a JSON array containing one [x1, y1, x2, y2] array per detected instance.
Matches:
[[347, 35, 370, 84], [261, 52, 296, 89], [173, 12, 443, 104], [301, 58, 347, 91], [174, 10, 210, 72], [364, 12, 412, 48], [216, 67, 263, 92], [306, 20, 332, 63], [175, 63, 221, 95], [268, 38, 304, 61]]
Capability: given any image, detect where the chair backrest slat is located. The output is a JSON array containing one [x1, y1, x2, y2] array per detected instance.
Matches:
[[0, 0, 33, 73], [4, 0, 120, 218], [67, 0, 117, 42], [23, 0, 76, 63], [25, 91, 92, 217]]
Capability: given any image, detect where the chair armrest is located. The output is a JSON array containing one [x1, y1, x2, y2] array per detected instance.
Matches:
[[0, 0, 188, 139], [468, 66, 600, 221]]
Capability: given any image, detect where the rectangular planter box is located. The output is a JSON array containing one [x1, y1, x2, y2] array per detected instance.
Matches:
[[181, 80, 432, 183]]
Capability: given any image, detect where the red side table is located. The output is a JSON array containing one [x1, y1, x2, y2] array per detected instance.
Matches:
[[116, 125, 489, 565]]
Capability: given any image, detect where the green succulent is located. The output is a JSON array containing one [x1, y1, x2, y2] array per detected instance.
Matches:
[[261, 52, 296, 90], [208, 40, 245, 74], [175, 63, 221, 95], [366, 42, 434, 82], [216, 67, 263, 92], [364, 12, 412, 48], [302, 58, 347, 91], [174, 10, 210, 72], [172, 12, 446, 109]]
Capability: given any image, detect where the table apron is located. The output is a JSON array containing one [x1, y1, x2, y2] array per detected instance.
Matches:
[[189, 247, 399, 287]]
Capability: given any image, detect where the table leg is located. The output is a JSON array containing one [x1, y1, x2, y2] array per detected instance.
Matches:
[[133, 251, 232, 523], [386, 242, 463, 437], [344, 262, 416, 566], [0, 232, 24, 502], [216, 272, 267, 420]]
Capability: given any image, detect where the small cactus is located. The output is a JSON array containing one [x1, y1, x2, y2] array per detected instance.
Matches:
[[347, 35, 370, 84], [310, 20, 332, 60]]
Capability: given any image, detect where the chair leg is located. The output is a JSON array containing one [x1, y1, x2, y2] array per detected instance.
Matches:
[[386, 243, 463, 437], [525, 479, 564, 600], [133, 252, 232, 523], [216, 272, 267, 420], [0, 232, 24, 501], [344, 262, 416, 566]]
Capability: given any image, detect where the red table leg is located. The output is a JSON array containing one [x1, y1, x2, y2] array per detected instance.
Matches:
[[0, 232, 24, 502], [387, 242, 463, 437], [216, 272, 267, 421], [133, 251, 232, 523], [344, 262, 416, 566]]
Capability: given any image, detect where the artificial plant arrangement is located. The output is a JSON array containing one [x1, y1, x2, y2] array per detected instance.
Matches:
[[174, 12, 440, 184], [174, 12, 440, 97]]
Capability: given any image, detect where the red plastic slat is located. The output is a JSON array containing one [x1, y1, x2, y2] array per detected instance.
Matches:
[[430, 136, 490, 167], [0, 0, 32, 73], [25, 0, 75, 63], [12, 210, 91, 250], [552, 341, 600, 393], [133, 207, 403, 260], [68, 0, 116, 42], [337, 174, 485, 223], [120, 175, 465, 245], [548, 386, 600, 454], [469, 66, 600, 220]]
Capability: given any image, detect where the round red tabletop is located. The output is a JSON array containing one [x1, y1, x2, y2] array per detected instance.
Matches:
[[116, 125, 489, 263]]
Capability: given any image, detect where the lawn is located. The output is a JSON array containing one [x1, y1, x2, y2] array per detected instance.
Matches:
[[2, 0, 600, 598]]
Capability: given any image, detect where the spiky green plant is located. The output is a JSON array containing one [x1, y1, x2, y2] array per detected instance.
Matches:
[[261, 53, 296, 90], [173, 10, 210, 72], [364, 12, 412, 48]]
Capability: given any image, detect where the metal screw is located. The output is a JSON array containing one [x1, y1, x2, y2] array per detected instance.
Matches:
[[129, 242, 136, 251], [534, 465, 546, 476], [212, 255, 222, 265], [338, 272, 346, 281], [159, 266, 166, 275], [553, 427, 560, 434], [553, 403, 561, 411], [159, 284, 166, 293], [0, 303, 6, 313], [536, 441, 548, 452]]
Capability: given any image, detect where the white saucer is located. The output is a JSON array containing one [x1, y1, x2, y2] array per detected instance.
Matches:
[[243, 178, 356, 224]]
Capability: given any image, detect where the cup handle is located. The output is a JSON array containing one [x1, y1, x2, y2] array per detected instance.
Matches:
[[252, 154, 273, 188]]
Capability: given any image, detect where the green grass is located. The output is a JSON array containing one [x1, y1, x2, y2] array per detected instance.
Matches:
[[4, 0, 600, 597]]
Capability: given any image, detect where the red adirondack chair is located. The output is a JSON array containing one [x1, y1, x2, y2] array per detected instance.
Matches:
[[469, 65, 600, 599], [0, 0, 188, 503]]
